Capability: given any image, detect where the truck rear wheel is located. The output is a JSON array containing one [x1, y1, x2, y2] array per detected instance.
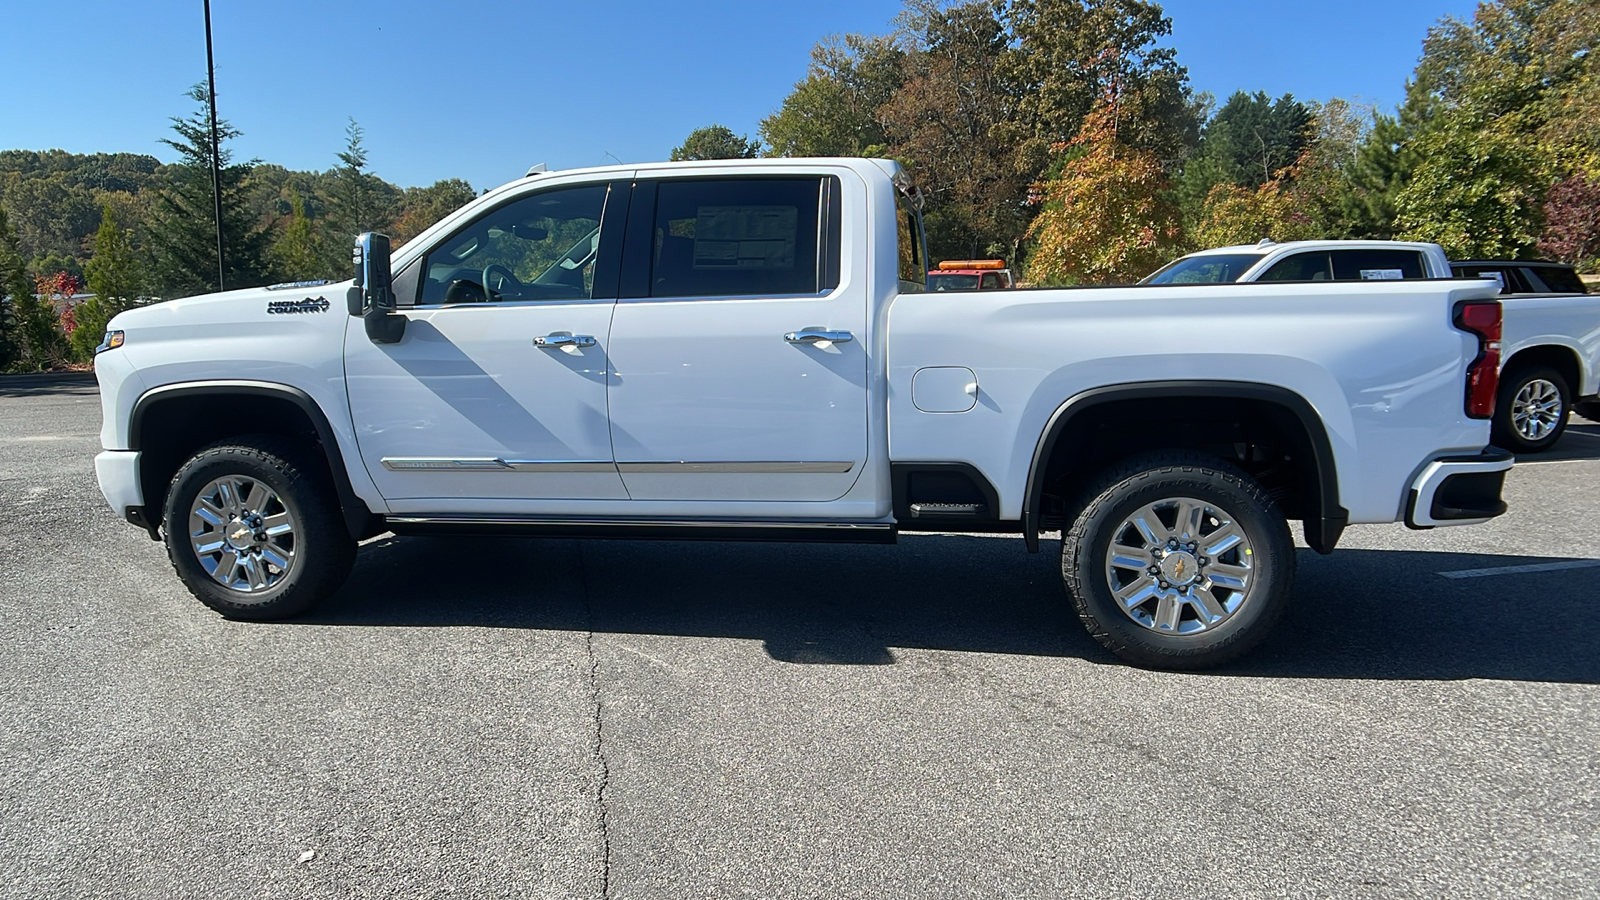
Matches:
[[162, 435, 355, 620], [1060, 451, 1296, 670], [1493, 365, 1569, 453]]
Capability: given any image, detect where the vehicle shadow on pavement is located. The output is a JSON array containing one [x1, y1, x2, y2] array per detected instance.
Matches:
[[300, 533, 1600, 685]]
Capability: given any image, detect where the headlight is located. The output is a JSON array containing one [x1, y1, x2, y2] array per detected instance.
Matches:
[[95, 331, 125, 353]]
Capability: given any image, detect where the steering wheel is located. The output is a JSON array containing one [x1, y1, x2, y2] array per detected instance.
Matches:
[[482, 264, 523, 300]]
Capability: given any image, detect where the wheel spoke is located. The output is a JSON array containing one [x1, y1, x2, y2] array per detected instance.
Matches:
[[1189, 586, 1226, 624], [1131, 507, 1168, 545], [1174, 500, 1204, 542], [194, 503, 226, 527], [241, 554, 267, 590], [261, 547, 291, 570], [211, 549, 239, 583], [1207, 562, 1250, 591], [241, 480, 267, 514], [262, 512, 293, 537], [1110, 546, 1155, 570], [1204, 524, 1244, 557], [1153, 594, 1181, 631], [192, 536, 227, 556], [1114, 579, 1159, 610]]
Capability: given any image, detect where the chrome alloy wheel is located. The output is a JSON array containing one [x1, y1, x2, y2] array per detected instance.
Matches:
[[1511, 378, 1563, 442], [1104, 497, 1254, 635], [188, 476, 297, 595]]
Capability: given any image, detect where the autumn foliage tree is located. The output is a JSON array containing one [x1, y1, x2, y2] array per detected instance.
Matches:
[[1024, 101, 1180, 284]]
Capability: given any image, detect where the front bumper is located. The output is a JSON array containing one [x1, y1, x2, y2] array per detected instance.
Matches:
[[1405, 446, 1514, 528]]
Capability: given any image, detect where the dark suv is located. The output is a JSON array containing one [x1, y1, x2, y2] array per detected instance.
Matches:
[[1450, 260, 1590, 295]]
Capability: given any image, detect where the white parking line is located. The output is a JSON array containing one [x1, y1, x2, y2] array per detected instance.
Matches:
[[1438, 559, 1600, 579]]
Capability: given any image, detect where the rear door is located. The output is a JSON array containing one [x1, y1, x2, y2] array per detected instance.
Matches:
[[603, 172, 867, 502]]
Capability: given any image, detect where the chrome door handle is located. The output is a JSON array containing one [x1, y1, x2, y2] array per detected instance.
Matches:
[[534, 334, 596, 349], [785, 330, 854, 344]]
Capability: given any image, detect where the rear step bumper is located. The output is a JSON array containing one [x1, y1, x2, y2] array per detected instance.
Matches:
[[1405, 446, 1515, 528]]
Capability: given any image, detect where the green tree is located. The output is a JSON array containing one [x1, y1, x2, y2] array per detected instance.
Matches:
[[880, 0, 1024, 261], [670, 125, 761, 161], [0, 205, 31, 368], [1395, 120, 1550, 258], [1174, 91, 1314, 229], [15, 272, 71, 371], [270, 192, 325, 281], [1025, 103, 1182, 284], [146, 84, 272, 297], [71, 203, 144, 361], [392, 178, 478, 245], [1001, 0, 1199, 171], [761, 34, 905, 158]]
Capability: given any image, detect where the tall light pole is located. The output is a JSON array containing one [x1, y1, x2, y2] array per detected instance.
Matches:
[[203, 0, 226, 291]]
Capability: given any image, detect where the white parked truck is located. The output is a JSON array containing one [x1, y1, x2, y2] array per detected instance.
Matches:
[[94, 159, 1513, 669], [1148, 239, 1600, 452]]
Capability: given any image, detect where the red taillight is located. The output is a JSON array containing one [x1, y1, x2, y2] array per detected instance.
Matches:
[[1455, 300, 1502, 418]]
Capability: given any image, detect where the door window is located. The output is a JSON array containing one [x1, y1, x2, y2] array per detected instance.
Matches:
[[1329, 249, 1426, 280], [417, 184, 611, 305], [1258, 252, 1333, 281], [646, 178, 829, 298]]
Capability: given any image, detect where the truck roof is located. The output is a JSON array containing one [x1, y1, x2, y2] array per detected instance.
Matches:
[[1185, 239, 1445, 257]]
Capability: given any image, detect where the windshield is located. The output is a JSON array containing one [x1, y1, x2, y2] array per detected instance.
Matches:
[[928, 273, 981, 291], [1143, 253, 1264, 284]]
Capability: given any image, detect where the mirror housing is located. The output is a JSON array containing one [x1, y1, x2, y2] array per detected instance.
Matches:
[[351, 232, 405, 343]]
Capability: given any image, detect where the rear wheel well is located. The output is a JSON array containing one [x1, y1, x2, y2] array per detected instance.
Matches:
[[1502, 345, 1581, 396], [131, 388, 378, 539], [1034, 393, 1337, 548]]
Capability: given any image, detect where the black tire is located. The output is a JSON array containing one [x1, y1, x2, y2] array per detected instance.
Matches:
[[162, 435, 355, 620], [1492, 365, 1570, 453], [1573, 399, 1600, 423], [1060, 451, 1296, 670]]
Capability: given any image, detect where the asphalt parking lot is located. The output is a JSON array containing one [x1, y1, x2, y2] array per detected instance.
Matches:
[[2, 373, 1597, 899]]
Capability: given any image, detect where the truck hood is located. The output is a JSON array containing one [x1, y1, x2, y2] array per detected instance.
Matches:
[[108, 281, 352, 332]]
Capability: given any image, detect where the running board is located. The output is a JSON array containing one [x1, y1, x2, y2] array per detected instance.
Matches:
[[384, 516, 898, 544]]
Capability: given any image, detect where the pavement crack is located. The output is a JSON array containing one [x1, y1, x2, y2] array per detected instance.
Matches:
[[576, 541, 613, 900]]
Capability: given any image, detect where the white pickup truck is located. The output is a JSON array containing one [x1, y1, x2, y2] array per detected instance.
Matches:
[[93, 159, 1512, 669], [1147, 240, 1600, 452]]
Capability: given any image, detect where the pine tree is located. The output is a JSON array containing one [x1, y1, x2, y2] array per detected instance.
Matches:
[[0, 206, 32, 369], [146, 84, 271, 298], [72, 203, 145, 361]]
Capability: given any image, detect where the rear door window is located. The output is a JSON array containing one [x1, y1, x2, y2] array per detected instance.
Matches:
[[638, 177, 835, 299], [1329, 249, 1427, 280]]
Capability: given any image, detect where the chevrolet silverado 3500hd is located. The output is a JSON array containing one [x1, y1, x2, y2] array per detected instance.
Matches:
[[94, 158, 1512, 668]]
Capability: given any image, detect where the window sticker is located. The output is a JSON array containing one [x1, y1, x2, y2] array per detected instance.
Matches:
[[693, 206, 796, 270], [1359, 269, 1405, 280]]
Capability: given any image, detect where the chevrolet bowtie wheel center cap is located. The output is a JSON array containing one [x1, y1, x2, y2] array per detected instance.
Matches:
[[1160, 551, 1200, 586]]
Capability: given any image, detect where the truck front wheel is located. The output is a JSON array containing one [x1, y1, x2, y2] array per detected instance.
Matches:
[[162, 435, 356, 620], [1060, 452, 1296, 670]]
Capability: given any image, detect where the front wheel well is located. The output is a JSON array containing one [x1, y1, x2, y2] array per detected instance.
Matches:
[[1031, 391, 1341, 551], [130, 387, 379, 540]]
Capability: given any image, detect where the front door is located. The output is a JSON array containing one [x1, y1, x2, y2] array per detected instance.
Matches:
[[344, 179, 628, 513], [604, 173, 868, 502]]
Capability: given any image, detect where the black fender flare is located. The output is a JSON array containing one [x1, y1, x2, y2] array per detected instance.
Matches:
[[129, 380, 381, 540], [1021, 380, 1349, 554]]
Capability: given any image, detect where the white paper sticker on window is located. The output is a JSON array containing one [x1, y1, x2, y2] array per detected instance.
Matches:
[[693, 206, 796, 270], [1360, 269, 1406, 280]]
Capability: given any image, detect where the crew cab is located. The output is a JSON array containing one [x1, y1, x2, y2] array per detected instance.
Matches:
[[93, 159, 1511, 669], [1149, 240, 1600, 453]]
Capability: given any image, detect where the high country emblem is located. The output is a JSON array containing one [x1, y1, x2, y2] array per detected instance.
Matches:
[[267, 296, 331, 315]]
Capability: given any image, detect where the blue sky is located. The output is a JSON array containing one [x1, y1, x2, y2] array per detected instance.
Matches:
[[1, 0, 1479, 191]]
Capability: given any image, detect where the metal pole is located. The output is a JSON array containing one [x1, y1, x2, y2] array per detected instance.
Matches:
[[204, 0, 226, 292]]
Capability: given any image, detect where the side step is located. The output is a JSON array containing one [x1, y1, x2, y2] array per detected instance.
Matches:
[[384, 516, 898, 545]]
